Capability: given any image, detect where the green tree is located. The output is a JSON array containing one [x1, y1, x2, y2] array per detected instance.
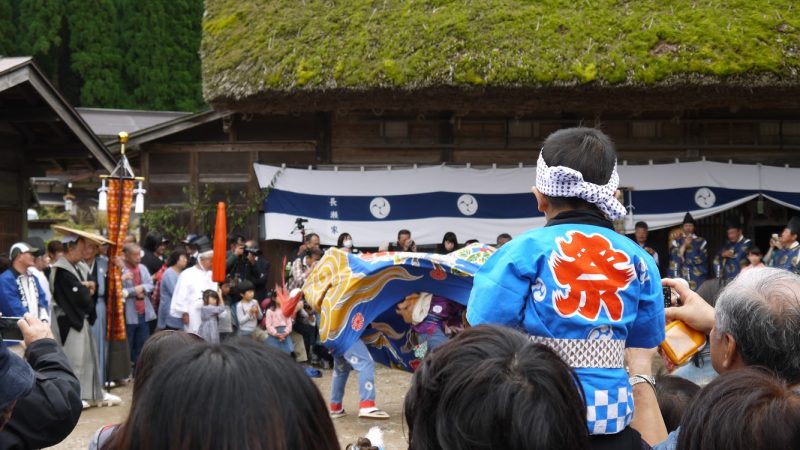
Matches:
[[18, 0, 67, 86], [118, 0, 204, 111], [67, 0, 126, 107], [0, 0, 15, 55]]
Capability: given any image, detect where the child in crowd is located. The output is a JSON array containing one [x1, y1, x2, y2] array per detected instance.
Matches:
[[235, 280, 262, 337], [265, 295, 294, 354], [740, 246, 765, 273], [217, 279, 234, 341], [467, 127, 664, 443], [197, 290, 227, 344]]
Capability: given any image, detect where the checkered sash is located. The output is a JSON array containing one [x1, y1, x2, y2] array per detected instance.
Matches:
[[529, 336, 625, 369]]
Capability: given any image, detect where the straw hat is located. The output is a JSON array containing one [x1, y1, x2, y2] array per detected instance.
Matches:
[[52, 225, 114, 245]]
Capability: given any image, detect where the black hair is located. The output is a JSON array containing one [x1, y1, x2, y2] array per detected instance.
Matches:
[[405, 325, 589, 450], [47, 240, 63, 255], [654, 375, 700, 432], [202, 289, 220, 305], [436, 232, 459, 254], [142, 232, 162, 252], [227, 235, 245, 247], [463, 239, 479, 246], [304, 233, 319, 243], [540, 127, 617, 210], [166, 250, 185, 267], [236, 280, 255, 298], [748, 246, 763, 257], [677, 367, 800, 450], [336, 232, 352, 247], [106, 340, 339, 450], [496, 233, 512, 241], [397, 229, 411, 239], [635, 221, 648, 230]]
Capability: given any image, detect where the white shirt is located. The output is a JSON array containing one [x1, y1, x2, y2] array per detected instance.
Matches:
[[26, 267, 51, 321], [169, 264, 216, 333]]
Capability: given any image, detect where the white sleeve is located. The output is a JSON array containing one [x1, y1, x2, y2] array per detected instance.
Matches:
[[170, 274, 188, 316]]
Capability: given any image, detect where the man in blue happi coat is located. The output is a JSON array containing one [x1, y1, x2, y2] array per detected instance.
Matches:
[[712, 217, 752, 282], [468, 128, 665, 446], [669, 213, 708, 290], [767, 217, 800, 274]]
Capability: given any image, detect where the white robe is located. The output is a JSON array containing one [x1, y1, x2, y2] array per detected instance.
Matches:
[[169, 264, 216, 333]]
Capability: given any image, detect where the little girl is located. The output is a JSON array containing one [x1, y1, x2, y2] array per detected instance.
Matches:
[[235, 280, 262, 337], [197, 290, 227, 344], [265, 296, 294, 354]]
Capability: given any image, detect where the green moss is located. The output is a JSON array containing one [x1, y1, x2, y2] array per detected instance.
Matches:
[[201, 0, 800, 99]]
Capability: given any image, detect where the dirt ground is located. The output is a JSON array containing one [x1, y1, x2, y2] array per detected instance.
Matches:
[[46, 365, 412, 450]]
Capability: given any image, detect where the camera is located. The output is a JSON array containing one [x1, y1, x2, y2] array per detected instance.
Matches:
[[244, 247, 262, 256]]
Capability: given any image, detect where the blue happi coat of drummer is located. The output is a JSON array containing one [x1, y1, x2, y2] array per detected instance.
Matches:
[[467, 216, 665, 435], [771, 242, 800, 274]]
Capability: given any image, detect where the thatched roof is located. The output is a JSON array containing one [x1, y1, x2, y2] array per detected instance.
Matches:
[[202, 1, 800, 112]]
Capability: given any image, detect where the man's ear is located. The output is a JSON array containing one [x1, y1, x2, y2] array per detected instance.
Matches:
[[721, 332, 744, 370], [532, 187, 548, 213]]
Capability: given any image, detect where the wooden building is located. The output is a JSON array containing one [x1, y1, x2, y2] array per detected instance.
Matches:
[[122, 1, 800, 282], [0, 57, 115, 251]]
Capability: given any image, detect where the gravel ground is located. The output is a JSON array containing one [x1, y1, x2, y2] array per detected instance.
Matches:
[[45, 365, 412, 450]]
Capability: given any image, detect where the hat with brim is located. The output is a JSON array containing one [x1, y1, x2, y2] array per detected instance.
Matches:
[[25, 237, 46, 257], [52, 225, 114, 245], [191, 236, 213, 255], [682, 212, 696, 225], [9, 242, 38, 261], [0, 339, 35, 410]]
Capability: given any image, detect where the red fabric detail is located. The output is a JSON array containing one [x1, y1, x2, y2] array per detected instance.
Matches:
[[106, 179, 135, 341], [330, 403, 343, 412], [359, 400, 376, 409]]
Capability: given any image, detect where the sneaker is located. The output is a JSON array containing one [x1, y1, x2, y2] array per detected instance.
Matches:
[[330, 409, 347, 419], [99, 391, 122, 407], [81, 400, 91, 409], [358, 407, 390, 419], [305, 367, 322, 378], [104, 381, 117, 389]]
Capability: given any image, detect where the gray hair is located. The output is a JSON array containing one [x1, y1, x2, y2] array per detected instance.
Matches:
[[123, 243, 140, 255], [715, 267, 800, 382]]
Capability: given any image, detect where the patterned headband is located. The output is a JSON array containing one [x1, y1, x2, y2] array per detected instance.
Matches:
[[535, 151, 627, 220]]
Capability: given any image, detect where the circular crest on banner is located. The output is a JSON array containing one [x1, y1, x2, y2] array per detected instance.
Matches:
[[694, 187, 716, 208], [370, 197, 391, 219], [457, 194, 478, 216]]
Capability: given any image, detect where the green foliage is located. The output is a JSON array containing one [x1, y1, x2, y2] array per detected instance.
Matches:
[[141, 184, 269, 242], [0, 0, 15, 55], [202, 0, 800, 100], [119, 0, 204, 111], [2, 0, 204, 110], [67, 0, 126, 107]]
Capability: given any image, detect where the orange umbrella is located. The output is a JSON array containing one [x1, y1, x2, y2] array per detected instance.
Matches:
[[212, 202, 227, 283]]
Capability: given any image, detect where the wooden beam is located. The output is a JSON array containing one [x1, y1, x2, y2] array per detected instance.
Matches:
[[147, 141, 317, 153], [0, 107, 59, 122]]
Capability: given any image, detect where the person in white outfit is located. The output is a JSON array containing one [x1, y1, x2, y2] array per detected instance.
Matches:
[[169, 236, 216, 333]]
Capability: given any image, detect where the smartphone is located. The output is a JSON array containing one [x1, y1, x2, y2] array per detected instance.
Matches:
[[663, 286, 683, 308], [0, 316, 24, 342]]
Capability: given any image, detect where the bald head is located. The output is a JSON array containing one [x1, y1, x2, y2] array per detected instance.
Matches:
[[715, 268, 800, 382]]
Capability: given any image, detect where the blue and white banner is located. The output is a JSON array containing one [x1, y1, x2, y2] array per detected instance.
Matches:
[[254, 162, 800, 247]]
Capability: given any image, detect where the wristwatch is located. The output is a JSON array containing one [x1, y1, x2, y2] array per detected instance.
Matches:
[[629, 374, 656, 390]]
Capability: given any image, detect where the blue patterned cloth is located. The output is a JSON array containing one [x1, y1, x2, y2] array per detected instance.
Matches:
[[770, 242, 800, 274], [467, 218, 665, 435], [303, 245, 494, 371], [712, 236, 752, 281], [669, 235, 708, 290]]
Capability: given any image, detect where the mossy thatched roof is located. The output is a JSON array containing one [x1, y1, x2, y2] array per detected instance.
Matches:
[[202, 0, 800, 111]]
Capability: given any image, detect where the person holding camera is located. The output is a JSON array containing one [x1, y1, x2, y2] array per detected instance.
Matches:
[[0, 314, 82, 449], [226, 240, 268, 301]]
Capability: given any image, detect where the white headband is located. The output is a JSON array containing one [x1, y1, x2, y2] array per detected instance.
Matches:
[[535, 152, 627, 220]]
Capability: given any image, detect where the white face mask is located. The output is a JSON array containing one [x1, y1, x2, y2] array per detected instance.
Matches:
[[343, 240, 353, 248]]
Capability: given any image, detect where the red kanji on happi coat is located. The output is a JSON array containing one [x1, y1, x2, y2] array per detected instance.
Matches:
[[550, 232, 635, 322]]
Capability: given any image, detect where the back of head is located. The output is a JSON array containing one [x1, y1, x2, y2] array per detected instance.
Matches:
[[109, 340, 338, 450], [677, 367, 800, 450], [715, 268, 800, 381], [654, 375, 700, 432], [540, 127, 617, 209], [405, 325, 589, 450], [142, 232, 162, 252], [132, 331, 202, 398]]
